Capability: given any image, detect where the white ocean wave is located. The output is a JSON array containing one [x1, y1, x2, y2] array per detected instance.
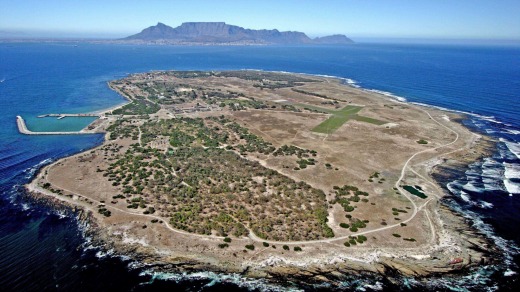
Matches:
[[478, 201, 494, 209], [504, 162, 520, 179], [460, 191, 471, 202], [504, 179, 520, 195], [444, 199, 520, 272], [140, 270, 288, 291], [22, 157, 53, 178], [447, 181, 461, 196], [462, 182, 484, 193], [366, 89, 407, 102], [501, 139, 520, 160], [95, 249, 115, 259], [502, 129, 520, 135], [458, 191, 494, 209]]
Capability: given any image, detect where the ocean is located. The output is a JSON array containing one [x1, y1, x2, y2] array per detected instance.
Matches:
[[0, 42, 519, 291]]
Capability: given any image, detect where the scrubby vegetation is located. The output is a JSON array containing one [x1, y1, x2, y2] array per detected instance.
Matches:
[[102, 116, 332, 241], [112, 99, 160, 115]]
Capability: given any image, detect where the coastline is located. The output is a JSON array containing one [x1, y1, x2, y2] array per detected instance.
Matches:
[[24, 71, 502, 286], [16, 81, 131, 136]]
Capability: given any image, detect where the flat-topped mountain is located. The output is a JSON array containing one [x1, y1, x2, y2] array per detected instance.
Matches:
[[124, 22, 354, 45]]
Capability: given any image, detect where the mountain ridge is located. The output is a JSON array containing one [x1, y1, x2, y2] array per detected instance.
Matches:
[[123, 22, 353, 45]]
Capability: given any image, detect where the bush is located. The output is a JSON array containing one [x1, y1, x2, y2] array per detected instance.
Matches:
[[224, 237, 232, 243], [344, 241, 351, 247], [339, 223, 350, 229], [283, 245, 289, 250], [263, 242, 269, 247], [392, 233, 401, 238], [294, 246, 302, 252], [349, 227, 358, 232], [218, 243, 229, 248], [245, 244, 255, 250], [98, 208, 111, 217]]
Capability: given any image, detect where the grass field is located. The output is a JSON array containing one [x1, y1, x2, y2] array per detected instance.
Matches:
[[309, 105, 385, 134]]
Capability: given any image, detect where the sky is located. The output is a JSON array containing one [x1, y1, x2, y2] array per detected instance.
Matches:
[[1, 0, 520, 40]]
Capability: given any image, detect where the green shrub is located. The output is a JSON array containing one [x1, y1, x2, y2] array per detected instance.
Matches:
[[339, 223, 350, 228], [263, 242, 269, 247], [224, 237, 232, 243], [392, 233, 401, 238], [245, 244, 255, 250], [283, 245, 289, 250], [294, 246, 302, 252], [218, 243, 229, 248]]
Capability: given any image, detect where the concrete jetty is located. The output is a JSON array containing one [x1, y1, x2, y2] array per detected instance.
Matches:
[[16, 115, 92, 135], [37, 113, 100, 119]]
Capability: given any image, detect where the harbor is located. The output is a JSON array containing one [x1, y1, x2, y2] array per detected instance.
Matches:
[[16, 115, 93, 135]]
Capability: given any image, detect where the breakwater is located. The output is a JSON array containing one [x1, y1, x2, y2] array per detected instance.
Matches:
[[16, 115, 92, 135]]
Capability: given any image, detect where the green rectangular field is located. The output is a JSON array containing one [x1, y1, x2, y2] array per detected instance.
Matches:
[[351, 115, 387, 125], [310, 105, 385, 134], [336, 105, 363, 116], [312, 115, 350, 133]]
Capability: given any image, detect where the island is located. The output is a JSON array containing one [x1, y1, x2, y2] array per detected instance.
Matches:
[[25, 70, 497, 285]]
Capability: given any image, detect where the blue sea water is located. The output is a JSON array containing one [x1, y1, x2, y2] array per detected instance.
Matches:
[[0, 42, 519, 291]]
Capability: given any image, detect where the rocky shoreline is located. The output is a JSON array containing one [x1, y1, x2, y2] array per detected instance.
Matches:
[[24, 149, 502, 288]]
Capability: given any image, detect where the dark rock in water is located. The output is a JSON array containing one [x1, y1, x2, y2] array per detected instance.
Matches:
[[124, 22, 354, 45]]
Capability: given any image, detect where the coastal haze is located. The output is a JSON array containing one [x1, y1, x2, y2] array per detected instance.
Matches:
[[1, 1, 520, 291]]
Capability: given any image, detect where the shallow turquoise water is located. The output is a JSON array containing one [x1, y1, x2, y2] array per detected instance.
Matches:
[[24, 116, 98, 132]]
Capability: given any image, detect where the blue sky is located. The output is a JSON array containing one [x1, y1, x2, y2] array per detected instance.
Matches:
[[1, 0, 519, 40]]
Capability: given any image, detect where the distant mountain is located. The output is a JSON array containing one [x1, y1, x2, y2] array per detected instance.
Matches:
[[123, 22, 353, 45], [313, 34, 354, 45]]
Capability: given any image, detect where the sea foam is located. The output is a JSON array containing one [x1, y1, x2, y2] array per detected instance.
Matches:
[[502, 139, 520, 160]]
